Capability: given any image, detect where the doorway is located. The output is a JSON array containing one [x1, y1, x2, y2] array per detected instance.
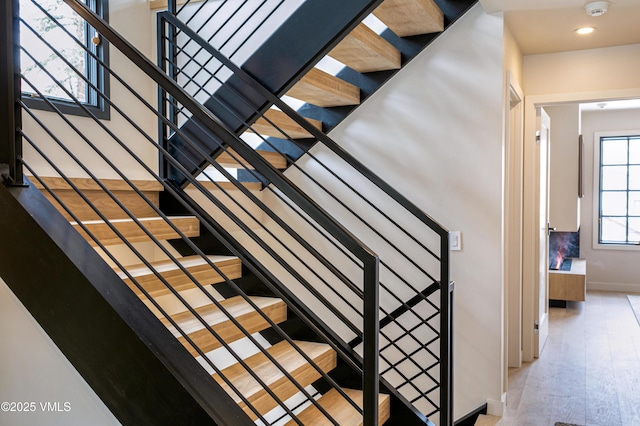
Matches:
[[516, 89, 640, 363]]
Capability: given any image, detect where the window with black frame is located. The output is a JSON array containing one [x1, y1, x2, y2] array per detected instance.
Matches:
[[597, 134, 640, 245], [19, 0, 109, 119]]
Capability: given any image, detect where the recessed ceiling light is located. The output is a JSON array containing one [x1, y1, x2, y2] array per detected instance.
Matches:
[[575, 27, 596, 35]]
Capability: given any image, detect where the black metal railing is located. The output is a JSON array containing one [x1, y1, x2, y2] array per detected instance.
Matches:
[[6, 0, 391, 424], [159, 7, 452, 424], [2, 0, 454, 424]]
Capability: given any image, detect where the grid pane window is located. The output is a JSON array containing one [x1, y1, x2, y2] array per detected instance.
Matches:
[[598, 136, 640, 244], [19, 0, 108, 117], [20, 0, 88, 102]]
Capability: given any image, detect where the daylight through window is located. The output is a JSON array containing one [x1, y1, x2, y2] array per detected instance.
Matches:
[[19, 0, 108, 117], [598, 135, 640, 245]]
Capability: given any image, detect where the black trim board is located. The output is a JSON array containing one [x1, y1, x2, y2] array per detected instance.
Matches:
[[0, 175, 252, 426], [455, 403, 488, 426]]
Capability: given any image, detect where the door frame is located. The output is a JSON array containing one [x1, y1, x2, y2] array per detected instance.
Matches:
[[520, 89, 640, 362], [522, 105, 550, 361], [505, 72, 524, 369]]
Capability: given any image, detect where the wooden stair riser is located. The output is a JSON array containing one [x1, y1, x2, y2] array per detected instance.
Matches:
[[373, 0, 444, 37], [169, 298, 288, 356], [215, 148, 287, 170], [329, 23, 401, 73], [251, 109, 322, 139], [285, 388, 391, 426], [41, 190, 160, 221], [121, 257, 242, 299], [213, 341, 337, 420], [287, 68, 360, 108], [33, 177, 164, 221], [72, 216, 200, 246]]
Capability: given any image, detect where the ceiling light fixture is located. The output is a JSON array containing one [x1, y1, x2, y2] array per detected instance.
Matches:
[[575, 26, 596, 35], [584, 1, 610, 17]]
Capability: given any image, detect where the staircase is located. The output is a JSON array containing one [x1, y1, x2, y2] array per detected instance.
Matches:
[[0, 0, 474, 424], [30, 175, 392, 424]]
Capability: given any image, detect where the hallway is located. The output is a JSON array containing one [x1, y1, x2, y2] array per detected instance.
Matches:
[[496, 291, 640, 425]]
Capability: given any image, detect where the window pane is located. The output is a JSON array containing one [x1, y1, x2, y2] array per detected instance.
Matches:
[[601, 138, 628, 165], [630, 137, 640, 164], [601, 217, 627, 243], [630, 165, 640, 190], [629, 217, 640, 243], [20, 0, 87, 103], [601, 165, 628, 190], [602, 191, 627, 216], [629, 192, 640, 216]]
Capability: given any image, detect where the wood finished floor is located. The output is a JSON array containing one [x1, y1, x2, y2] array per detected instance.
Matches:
[[495, 291, 640, 426]]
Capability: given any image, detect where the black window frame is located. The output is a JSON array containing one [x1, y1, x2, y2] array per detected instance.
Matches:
[[20, 0, 110, 120], [597, 134, 640, 246]]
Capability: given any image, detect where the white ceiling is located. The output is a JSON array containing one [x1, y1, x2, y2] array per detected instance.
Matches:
[[479, 0, 640, 55], [581, 99, 640, 111]]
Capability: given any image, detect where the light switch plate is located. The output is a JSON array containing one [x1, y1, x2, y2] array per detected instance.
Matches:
[[449, 231, 461, 251]]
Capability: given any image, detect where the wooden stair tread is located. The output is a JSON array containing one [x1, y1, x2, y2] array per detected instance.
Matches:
[[115, 255, 241, 299], [193, 181, 263, 191], [213, 340, 337, 419], [164, 296, 287, 356], [287, 68, 360, 107], [373, 0, 444, 37], [71, 216, 199, 246], [32, 176, 164, 221], [30, 176, 164, 192], [329, 23, 401, 73], [285, 388, 391, 426], [216, 148, 287, 169], [251, 109, 322, 139]]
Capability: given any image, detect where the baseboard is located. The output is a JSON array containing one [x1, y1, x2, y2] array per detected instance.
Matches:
[[455, 403, 487, 426], [587, 281, 640, 294], [487, 393, 506, 416]]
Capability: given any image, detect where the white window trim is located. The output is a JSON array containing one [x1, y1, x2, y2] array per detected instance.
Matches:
[[592, 130, 640, 251]]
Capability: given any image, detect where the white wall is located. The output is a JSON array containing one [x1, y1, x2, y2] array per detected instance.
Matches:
[[580, 108, 640, 293], [0, 278, 120, 426], [546, 104, 581, 232], [260, 5, 506, 421], [503, 22, 523, 85], [327, 7, 505, 419], [524, 44, 640, 96]]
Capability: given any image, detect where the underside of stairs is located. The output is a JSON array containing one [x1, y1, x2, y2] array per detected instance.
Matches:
[[163, 0, 476, 188]]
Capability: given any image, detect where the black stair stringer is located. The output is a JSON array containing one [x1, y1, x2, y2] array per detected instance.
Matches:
[[0, 177, 252, 426], [167, 0, 386, 185]]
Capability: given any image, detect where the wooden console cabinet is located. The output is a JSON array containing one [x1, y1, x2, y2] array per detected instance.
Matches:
[[549, 258, 586, 302]]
